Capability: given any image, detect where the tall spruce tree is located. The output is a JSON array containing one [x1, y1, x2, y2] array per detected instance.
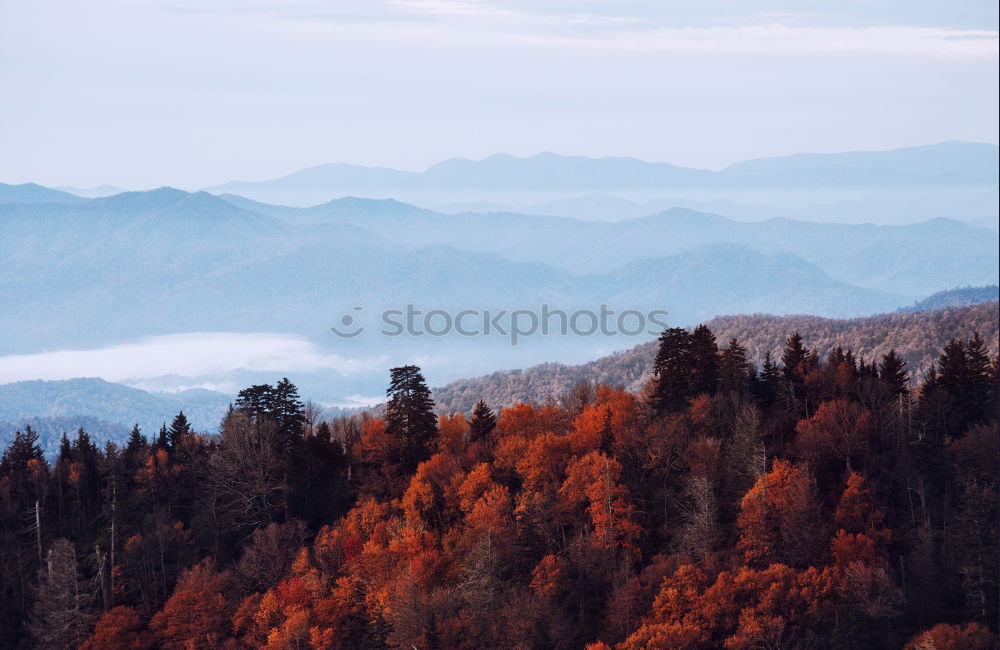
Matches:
[[0, 426, 44, 473], [125, 424, 147, 456], [781, 332, 808, 383], [878, 349, 908, 397], [468, 400, 497, 444], [384, 365, 438, 470], [719, 338, 751, 394], [689, 324, 721, 396], [167, 411, 192, 450], [753, 352, 782, 410], [650, 327, 694, 415], [155, 423, 169, 450]]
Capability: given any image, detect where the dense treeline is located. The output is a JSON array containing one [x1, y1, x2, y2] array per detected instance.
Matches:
[[1, 327, 997, 648], [433, 301, 999, 413]]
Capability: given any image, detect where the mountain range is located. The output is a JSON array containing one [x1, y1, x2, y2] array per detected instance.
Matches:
[[203, 142, 999, 231], [2, 142, 997, 404], [210, 142, 998, 194], [4, 187, 995, 361], [0, 378, 233, 456]]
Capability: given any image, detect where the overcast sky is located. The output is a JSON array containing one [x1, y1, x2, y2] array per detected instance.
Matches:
[[1, 0, 997, 189]]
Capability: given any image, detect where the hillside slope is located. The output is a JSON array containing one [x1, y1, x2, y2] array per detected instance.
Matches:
[[432, 301, 1000, 412]]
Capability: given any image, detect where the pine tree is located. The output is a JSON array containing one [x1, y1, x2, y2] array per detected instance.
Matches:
[[719, 338, 751, 394], [272, 378, 305, 449], [878, 349, 908, 397], [752, 352, 782, 410], [234, 384, 274, 415], [468, 400, 497, 444], [167, 411, 192, 450], [384, 365, 438, 471], [650, 327, 694, 415], [234, 379, 305, 454], [125, 424, 147, 456], [964, 333, 993, 423], [781, 332, 808, 384], [689, 324, 720, 396], [155, 423, 169, 450], [0, 426, 45, 473], [58, 431, 73, 464]]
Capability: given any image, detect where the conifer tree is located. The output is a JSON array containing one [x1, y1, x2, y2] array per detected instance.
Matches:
[[272, 378, 305, 449], [753, 352, 782, 410], [781, 332, 808, 384], [650, 327, 694, 415], [125, 424, 147, 456], [167, 411, 191, 450], [384, 365, 438, 470], [0, 426, 45, 473], [689, 324, 720, 396], [468, 400, 497, 443], [878, 349, 908, 397], [719, 338, 751, 393], [155, 423, 169, 450]]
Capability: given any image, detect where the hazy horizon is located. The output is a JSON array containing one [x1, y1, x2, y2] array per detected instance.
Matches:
[[3, 1, 997, 188]]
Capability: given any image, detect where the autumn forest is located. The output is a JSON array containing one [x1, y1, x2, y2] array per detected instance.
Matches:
[[1, 326, 997, 649]]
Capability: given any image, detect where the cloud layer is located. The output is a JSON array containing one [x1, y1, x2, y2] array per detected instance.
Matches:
[[1, 1, 996, 187], [0, 333, 382, 385]]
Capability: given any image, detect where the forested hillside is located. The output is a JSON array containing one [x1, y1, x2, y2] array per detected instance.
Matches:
[[898, 285, 999, 312], [434, 302, 1000, 413], [1, 325, 996, 648], [0, 379, 232, 455]]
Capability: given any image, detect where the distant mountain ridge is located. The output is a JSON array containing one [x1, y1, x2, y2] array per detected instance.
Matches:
[[1, 188, 936, 359], [0, 182, 87, 204], [432, 301, 1000, 413], [209, 142, 998, 194], [0, 378, 231, 437], [898, 285, 999, 312], [218, 194, 999, 296]]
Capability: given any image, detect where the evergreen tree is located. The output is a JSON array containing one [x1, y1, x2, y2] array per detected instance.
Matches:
[[964, 332, 994, 422], [234, 384, 275, 415], [167, 411, 191, 450], [125, 424, 147, 456], [878, 349, 908, 397], [689, 324, 720, 396], [384, 365, 438, 471], [931, 337, 983, 436], [271, 378, 305, 449], [937, 338, 968, 398], [58, 431, 72, 464], [719, 338, 751, 393], [857, 357, 879, 382], [234, 379, 305, 454], [0, 426, 45, 473], [155, 423, 169, 450], [781, 332, 808, 384], [468, 400, 497, 443], [650, 327, 694, 415], [315, 421, 333, 443], [752, 352, 782, 410]]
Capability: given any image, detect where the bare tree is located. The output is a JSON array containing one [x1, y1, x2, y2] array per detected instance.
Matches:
[[211, 411, 284, 532], [29, 538, 93, 649]]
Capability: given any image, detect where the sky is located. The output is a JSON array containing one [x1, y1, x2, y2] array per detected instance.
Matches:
[[1, 0, 997, 189]]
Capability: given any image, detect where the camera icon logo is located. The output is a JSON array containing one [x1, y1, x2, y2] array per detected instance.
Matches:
[[330, 307, 365, 338]]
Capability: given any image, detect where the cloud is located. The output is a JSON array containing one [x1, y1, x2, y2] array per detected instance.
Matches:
[[1, 0, 995, 186], [0, 332, 383, 385]]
